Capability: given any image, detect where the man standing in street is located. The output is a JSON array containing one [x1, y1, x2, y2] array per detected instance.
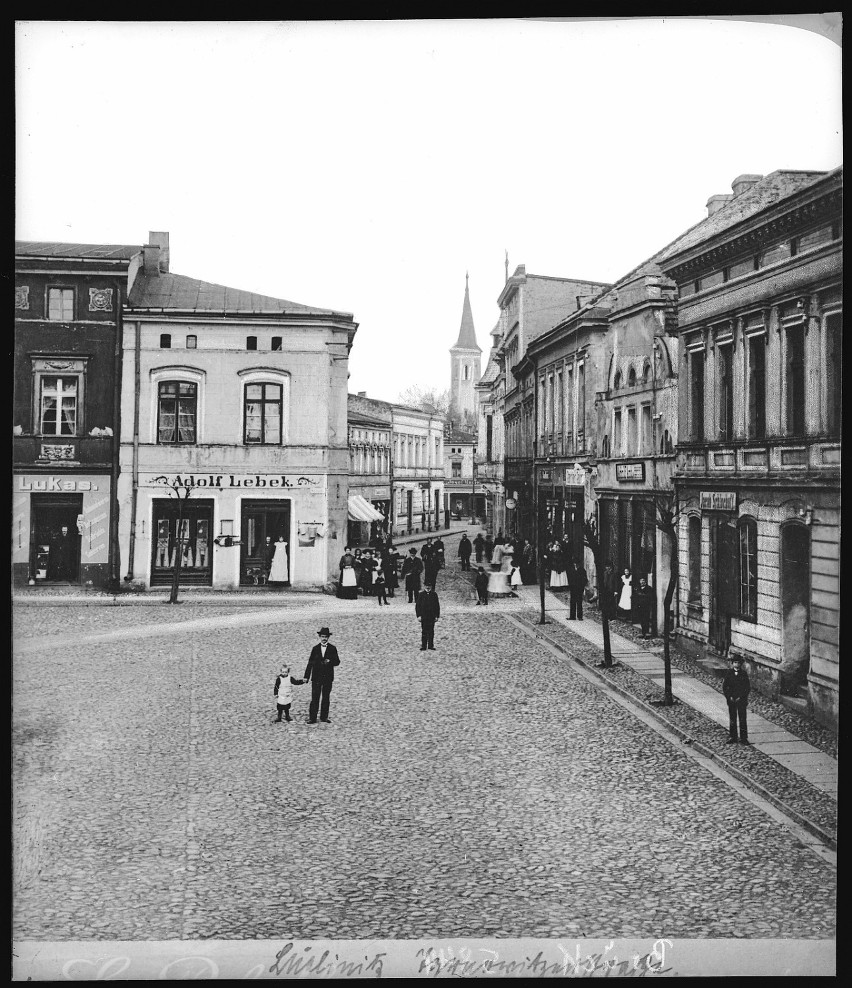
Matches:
[[458, 532, 472, 571], [633, 577, 654, 639], [415, 581, 441, 650], [401, 547, 424, 603], [473, 532, 485, 564], [568, 560, 588, 620], [304, 627, 340, 724], [722, 655, 751, 745]]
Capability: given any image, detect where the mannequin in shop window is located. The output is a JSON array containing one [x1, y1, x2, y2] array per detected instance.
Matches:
[[269, 535, 290, 585]]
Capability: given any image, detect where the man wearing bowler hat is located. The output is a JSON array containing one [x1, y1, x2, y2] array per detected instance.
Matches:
[[304, 627, 340, 724]]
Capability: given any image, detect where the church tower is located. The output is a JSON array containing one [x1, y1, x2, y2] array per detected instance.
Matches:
[[449, 273, 482, 427]]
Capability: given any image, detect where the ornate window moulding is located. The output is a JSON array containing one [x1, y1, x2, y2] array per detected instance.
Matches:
[[15, 286, 30, 310], [88, 288, 114, 312]]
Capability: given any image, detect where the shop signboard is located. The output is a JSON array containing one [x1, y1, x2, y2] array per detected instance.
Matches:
[[565, 465, 586, 488], [143, 473, 323, 490], [616, 462, 646, 482], [700, 491, 737, 511]]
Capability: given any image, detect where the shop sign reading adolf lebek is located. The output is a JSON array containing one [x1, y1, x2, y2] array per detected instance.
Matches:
[[147, 473, 322, 490]]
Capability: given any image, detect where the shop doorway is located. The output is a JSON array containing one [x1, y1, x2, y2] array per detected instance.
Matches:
[[151, 499, 214, 586], [710, 515, 738, 653], [30, 495, 83, 582], [240, 500, 291, 585], [780, 524, 810, 692]]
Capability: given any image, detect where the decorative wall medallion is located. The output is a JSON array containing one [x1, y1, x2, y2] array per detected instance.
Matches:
[[15, 286, 30, 310], [41, 443, 76, 461], [88, 288, 114, 311]]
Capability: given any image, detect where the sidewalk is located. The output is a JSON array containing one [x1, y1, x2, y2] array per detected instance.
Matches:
[[514, 584, 838, 801]]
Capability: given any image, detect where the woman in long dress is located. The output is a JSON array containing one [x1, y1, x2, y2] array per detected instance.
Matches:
[[269, 537, 289, 584], [618, 568, 633, 615], [382, 544, 400, 598], [549, 542, 568, 589], [338, 547, 358, 599]]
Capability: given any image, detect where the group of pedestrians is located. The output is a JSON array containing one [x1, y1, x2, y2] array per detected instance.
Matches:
[[459, 530, 538, 584], [600, 561, 655, 638]]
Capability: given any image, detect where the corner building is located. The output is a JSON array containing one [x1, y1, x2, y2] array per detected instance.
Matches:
[[117, 235, 357, 589], [659, 170, 842, 729]]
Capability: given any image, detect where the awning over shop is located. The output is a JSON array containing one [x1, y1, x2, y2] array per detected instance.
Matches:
[[347, 494, 384, 523]]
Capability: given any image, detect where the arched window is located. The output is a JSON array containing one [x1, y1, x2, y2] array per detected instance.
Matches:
[[601, 435, 610, 458], [660, 428, 672, 454], [738, 517, 758, 621], [642, 360, 652, 383], [688, 515, 701, 602], [238, 369, 290, 445], [627, 365, 637, 387], [613, 370, 622, 390]]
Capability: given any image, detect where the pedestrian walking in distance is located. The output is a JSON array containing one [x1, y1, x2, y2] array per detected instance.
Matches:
[[274, 663, 306, 722], [374, 570, 390, 605], [458, 532, 472, 571], [568, 560, 588, 620], [722, 655, 751, 744], [401, 547, 423, 603], [474, 566, 489, 605], [304, 627, 340, 724], [473, 532, 485, 564], [415, 582, 441, 650]]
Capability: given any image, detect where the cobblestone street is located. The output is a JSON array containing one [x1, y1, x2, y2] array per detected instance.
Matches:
[[13, 563, 836, 942]]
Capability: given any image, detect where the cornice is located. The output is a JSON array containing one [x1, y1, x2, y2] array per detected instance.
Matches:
[[664, 185, 842, 282]]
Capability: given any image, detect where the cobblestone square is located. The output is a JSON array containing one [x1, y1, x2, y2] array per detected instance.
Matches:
[[13, 576, 836, 942]]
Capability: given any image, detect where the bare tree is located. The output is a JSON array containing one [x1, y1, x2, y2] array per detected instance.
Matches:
[[150, 478, 196, 604], [653, 491, 681, 706], [583, 516, 613, 667], [397, 386, 450, 416]]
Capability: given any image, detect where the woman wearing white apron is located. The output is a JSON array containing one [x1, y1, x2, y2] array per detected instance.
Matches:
[[269, 537, 290, 584], [618, 568, 632, 615]]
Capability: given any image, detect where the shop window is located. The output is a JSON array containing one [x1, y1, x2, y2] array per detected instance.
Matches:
[[738, 518, 758, 621], [40, 375, 78, 436], [157, 381, 197, 444], [718, 343, 734, 442], [690, 349, 705, 441], [688, 516, 701, 602], [825, 312, 842, 438], [244, 382, 283, 444], [47, 288, 74, 321], [747, 335, 766, 439], [151, 500, 213, 586], [785, 324, 806, 437], [160, 334, 172, 349], [186, 335, 197, 349]]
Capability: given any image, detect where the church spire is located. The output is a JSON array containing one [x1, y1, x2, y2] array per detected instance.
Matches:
[[452, 272, 481, 351]]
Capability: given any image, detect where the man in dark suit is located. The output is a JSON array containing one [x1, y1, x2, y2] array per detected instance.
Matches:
[[415, 582, 441, 651], [722, 655, 751, 744], [401, 548, 423, 603], [568, 561, 588, 620], [304, 627, 340, 724], [458, 533, 472, 571]]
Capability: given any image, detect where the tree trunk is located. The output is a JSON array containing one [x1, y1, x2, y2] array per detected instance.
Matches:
[[168, 488, 189, 605]]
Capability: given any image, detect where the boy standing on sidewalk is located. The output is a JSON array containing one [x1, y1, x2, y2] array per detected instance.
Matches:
[[474, 566, 489, 605], [722, 655, 751, 744], [374, 570, 389, 605]]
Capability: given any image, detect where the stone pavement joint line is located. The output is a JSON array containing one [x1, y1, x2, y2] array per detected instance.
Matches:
[[504, 612, 836, 869], [513, 586, 837, 802]]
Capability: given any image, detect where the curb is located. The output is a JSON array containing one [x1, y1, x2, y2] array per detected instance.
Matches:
[[515, 614, 837, 852]]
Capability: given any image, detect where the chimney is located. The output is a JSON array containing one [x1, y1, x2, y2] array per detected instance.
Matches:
[[731, 174, 762, 197], [358, 391, 366, 397], [706, 194, 733, 217], [142, 244, 160, 275], [148, 231, 170, 273]]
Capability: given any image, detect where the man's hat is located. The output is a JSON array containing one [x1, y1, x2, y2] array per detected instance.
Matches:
[[317, 627, 332, 636], [409, 547, 417, 554]]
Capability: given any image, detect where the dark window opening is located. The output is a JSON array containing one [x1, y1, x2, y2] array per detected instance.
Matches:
[[688, 516, 701, 602], [627, 366, 636, 387], [825, 312, 842, 438], [160, 334, 172, 348], [748, 336, 766, 439], [718, 344, 734, 442], [272, 337, 282, 351], [486, 415, 493, 460], [246, 337, 258, 351], [690, 350, 705, 441], [785, 324, 805, 436]]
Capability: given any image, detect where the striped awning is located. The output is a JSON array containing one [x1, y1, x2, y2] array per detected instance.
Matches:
[[347, 494, 384, 522]]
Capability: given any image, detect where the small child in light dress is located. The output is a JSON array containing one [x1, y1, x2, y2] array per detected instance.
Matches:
[[374, 571, 389, 605], [274, 663, 305, 722]]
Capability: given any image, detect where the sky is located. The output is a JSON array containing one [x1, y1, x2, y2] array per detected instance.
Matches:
[[16, 17, 842, 405]]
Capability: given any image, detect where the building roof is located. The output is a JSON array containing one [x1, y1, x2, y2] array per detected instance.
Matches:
[[446, 427, 477, 443], [658, 170, 830, 262], [127, 271, 347, 316], [348, 410, 390, 429], [451, 273, 481, 351], [16, 241, 143, 261]]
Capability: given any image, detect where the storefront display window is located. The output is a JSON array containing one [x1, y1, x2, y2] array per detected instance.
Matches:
[[150, 499, 213, 585]]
